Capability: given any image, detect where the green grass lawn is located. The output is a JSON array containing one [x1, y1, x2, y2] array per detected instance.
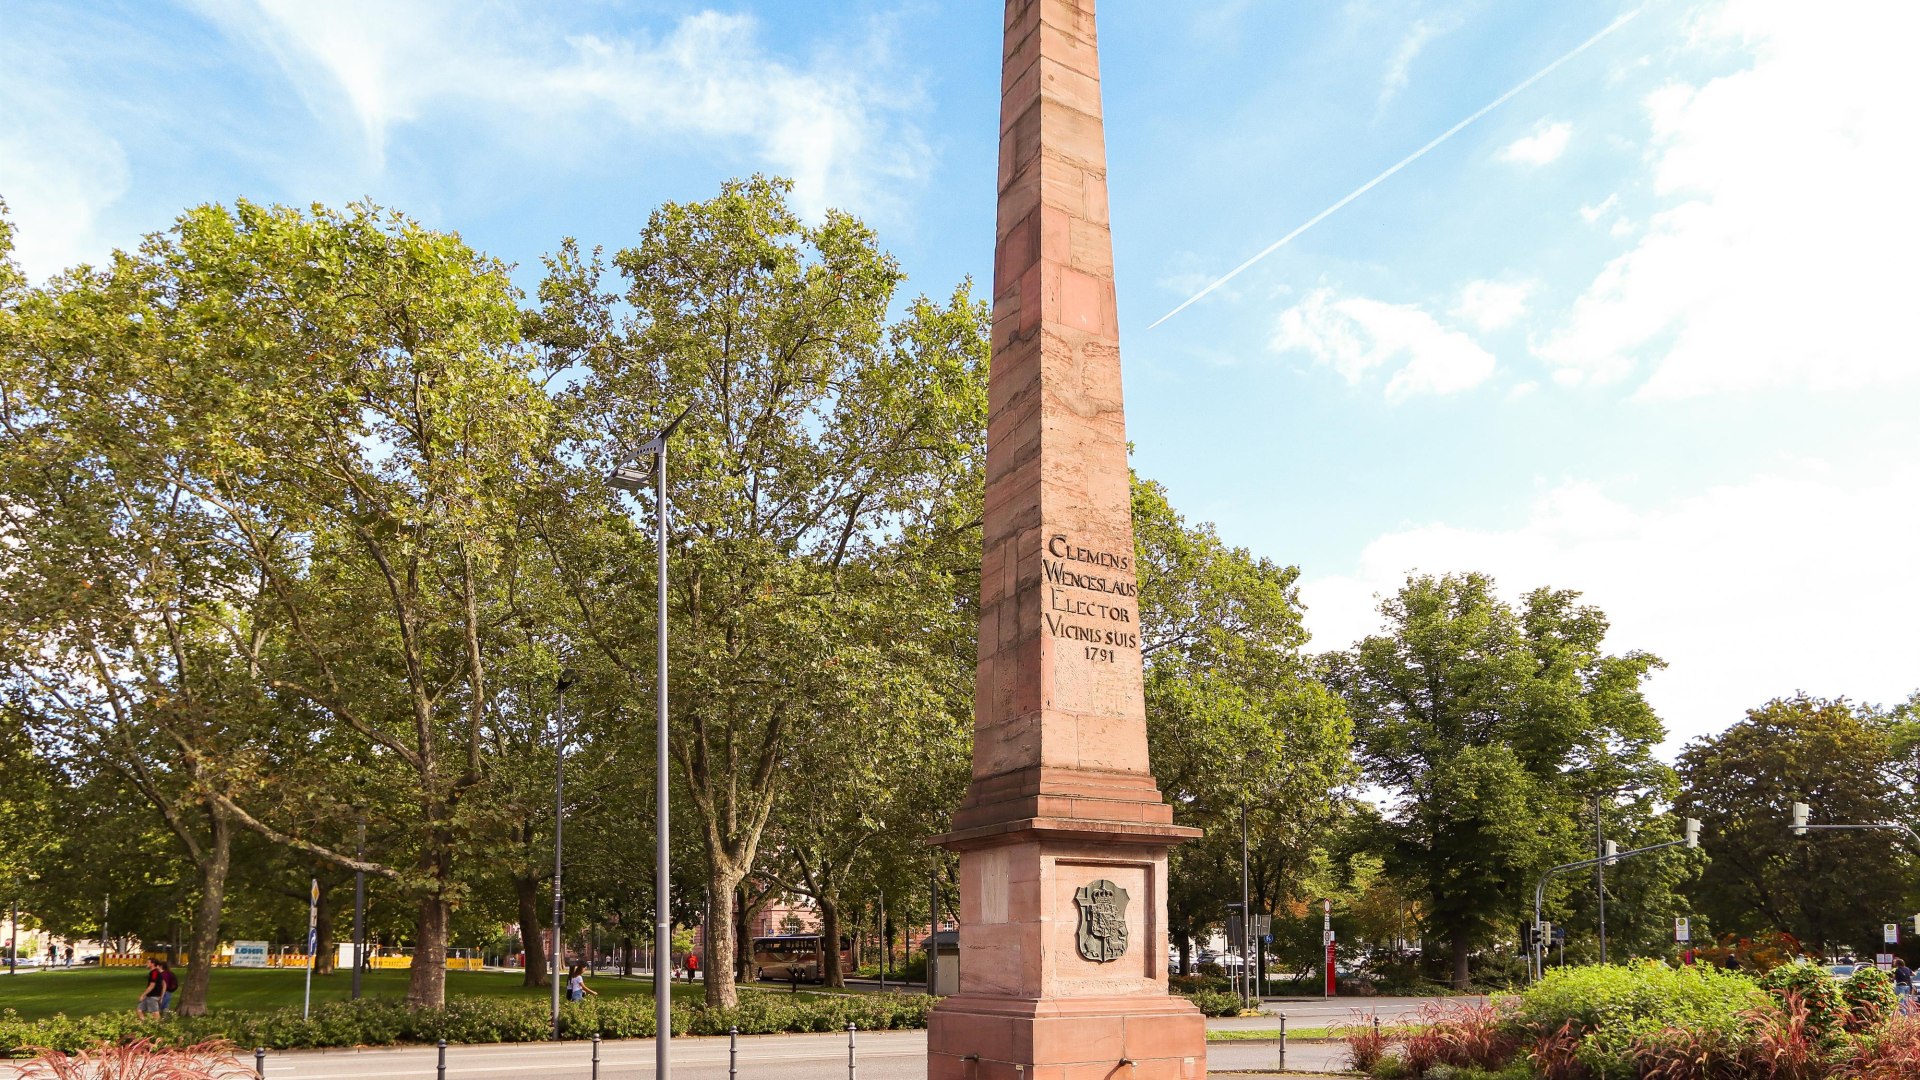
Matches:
[[0, 967, 721, 1022], [1205, 1027, 1333, 1042]]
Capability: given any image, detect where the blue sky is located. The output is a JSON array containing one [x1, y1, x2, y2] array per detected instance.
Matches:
[[4, 0, 1916, 750]]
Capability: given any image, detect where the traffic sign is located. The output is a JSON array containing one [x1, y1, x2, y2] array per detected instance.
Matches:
[[1886, 923, 1900, 945], [1675, 918, 1690, 943]]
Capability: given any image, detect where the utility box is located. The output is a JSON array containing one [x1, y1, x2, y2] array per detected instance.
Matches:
[[924, 931, 959, 996]]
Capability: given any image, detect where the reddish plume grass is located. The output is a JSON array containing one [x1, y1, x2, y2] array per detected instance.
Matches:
[[1741, 993, 1826, 1080], [1633, 1024, 1742, 1080], [6, 1040, 252, 1080], [1396, 999, 1521, 1076], [1338, 1012, 1395, 1073], [1430, 998, 1520, 1070], [1849, 1012, 1920, 1079], [1528, 1021, 1590, 1080]]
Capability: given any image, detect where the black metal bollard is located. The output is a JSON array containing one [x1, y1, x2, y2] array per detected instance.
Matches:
[[1277, 1013, 1287, 1073], [592, 1034, 601, 1080], [436, 1039, 447, 1080], [847, 1022, 858, 1080], [729, 1026, 739, 1080], [254, 1047, 265, 1078]]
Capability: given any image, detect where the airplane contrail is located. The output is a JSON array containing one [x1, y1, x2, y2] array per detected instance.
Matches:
[[1148, 8, 1643, 331]]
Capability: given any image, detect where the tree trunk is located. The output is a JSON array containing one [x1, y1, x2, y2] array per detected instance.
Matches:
[[818, 894, 844, 988], [314, 882, 336, 976], [407, 891, 450, 1007], [705, 864, 745, 1007], [516, 874, 548, 988], [621, 934, 634, 977], [177, 808, 231, 1016], [734, 887, 752, 984], [1450, 933, 1471, 991], [1176, 933, 1191, 977]]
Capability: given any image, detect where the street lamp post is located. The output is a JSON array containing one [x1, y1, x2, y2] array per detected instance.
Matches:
[[609, 404, 692, 1080], [352, 811, 367, 1000], [1239, 804, 1252, 1009], [551, 669, 576, 1040]]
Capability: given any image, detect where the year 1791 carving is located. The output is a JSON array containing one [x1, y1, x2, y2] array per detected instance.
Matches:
[[1039, 534, 1140, 663]]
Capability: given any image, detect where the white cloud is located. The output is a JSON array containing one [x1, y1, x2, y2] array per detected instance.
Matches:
[[0, 54, 130, 280], [1273, 288, 1495, 400], [1379, 19, 1446, 109], [1537, 1, 1920, 397], [1498, 119, 1573, 166], [187, 1, 928, 220], [1579, 194, 1619, 224], [1452, 279, 1534, 332], [1300, 455, 1920, 749]]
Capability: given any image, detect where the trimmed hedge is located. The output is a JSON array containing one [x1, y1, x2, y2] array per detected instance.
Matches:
[[1, 993, 938, 1055]]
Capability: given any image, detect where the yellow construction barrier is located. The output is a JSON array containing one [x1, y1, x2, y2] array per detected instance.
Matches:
[[369, 956, 413, 970], [446, 957, 483, 972]]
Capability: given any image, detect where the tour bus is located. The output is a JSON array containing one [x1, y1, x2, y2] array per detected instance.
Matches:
[[751, 935, 847, 983]]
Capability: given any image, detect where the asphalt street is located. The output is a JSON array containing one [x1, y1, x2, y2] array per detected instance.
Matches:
[[252, 1023, 1360, 1080]]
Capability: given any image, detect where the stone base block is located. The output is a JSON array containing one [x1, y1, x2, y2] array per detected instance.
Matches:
[[929, 994, 1207, 1080]]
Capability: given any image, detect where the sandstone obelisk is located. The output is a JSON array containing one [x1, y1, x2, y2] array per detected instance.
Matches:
[[929, 3, 1206, 1080]]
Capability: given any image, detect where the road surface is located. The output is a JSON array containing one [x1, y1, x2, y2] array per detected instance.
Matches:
[[252, 1025, 1354, 1080]]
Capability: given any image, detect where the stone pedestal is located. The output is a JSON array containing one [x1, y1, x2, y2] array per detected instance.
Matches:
[[931, 3, 1205, 1080]]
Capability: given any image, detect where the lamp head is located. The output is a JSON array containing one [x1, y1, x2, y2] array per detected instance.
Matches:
[[608, 465, 651, 493], [1790, 801, 1810, 836]]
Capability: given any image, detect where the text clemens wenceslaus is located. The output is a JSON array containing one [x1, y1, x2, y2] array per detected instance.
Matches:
[[1040, 534, 1139, 663]]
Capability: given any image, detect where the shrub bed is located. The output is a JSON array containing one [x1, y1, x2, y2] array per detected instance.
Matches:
[[1365, 960, 1920, 1080], [1, 992, 938, 1056]]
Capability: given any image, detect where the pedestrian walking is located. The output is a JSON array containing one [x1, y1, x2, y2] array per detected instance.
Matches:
[[1895, 957, 1913, 994], [158, 960, 178, 1012], [137, 960, 164, 1015], [686, 951, 700, 982], [568, 964, 598, 1002], [63, 946, 73, 967]]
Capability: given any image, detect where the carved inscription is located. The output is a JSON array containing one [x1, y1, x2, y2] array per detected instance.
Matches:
[[1040, 534, 1140, 663]]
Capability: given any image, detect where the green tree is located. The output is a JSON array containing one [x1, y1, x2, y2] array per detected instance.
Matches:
[[0, 202, 276, 1011], [1326, 572, 1667, 988], [1676, 695, 1915, 957], [543, 176, 989, 1006], [1131, 477, 1353, 973], [4, 199, 555, 1007]]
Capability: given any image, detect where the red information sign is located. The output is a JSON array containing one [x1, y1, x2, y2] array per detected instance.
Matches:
[[1325, 942, 1338, 996]]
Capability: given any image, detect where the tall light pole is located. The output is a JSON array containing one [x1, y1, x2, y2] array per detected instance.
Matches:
[[551, 669, 576, 1040], [1239, 804, 1251, 1009], [1595, 804, 1608, 965], [352, 809, 367, 1000], [610, 404, 691, 1080]]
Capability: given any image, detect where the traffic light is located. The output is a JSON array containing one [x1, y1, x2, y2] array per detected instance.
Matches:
[[1911, 914, 1919, 936], [1684, 818, 1702, 849], [1523, 923, 1536, 949], [1791, 802, 1810, 836], [1603, 840, 1619, 860]]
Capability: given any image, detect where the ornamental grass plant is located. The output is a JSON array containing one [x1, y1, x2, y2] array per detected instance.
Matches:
[[5, 1039, 251, 1080]]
